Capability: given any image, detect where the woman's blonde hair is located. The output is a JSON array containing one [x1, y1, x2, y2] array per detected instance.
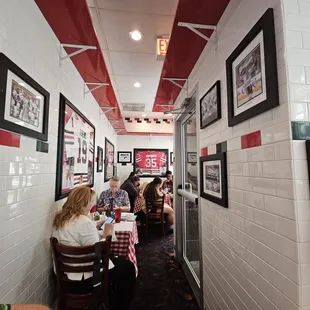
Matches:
[[53, 186, 94, 229]]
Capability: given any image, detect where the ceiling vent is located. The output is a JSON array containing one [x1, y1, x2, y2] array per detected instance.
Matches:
[[122, 103, 145, 112]]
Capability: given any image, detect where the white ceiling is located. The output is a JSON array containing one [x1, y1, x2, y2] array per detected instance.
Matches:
[[87, 0, 178, 120]]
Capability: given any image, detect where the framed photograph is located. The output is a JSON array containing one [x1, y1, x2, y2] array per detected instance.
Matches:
[[200, 153, 228, 208], [170, 152, 174, 164], [0, 53, 50, 141], [200, 80, 221, 129], [104, 138, 115, 182], [97, 146, 103, 173], [55, 94, 95, 201], [226, 8, 278, 127], [133, 148, 169, 177], [188, 152, 197, 164], [117, 151, 132, 164], [113, 165, 117, 177]]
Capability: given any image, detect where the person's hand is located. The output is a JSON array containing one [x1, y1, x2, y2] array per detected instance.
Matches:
[[114, 206, 121, 210], [96, 219, 104, 229], [103, 223, 114, 238]]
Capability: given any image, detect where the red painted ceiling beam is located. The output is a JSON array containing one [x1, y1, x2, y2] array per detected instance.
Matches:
[[153, 0, 231, 112]]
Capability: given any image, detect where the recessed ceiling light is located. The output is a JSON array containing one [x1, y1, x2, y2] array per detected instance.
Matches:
[[129, 30, 142, 41], [142, 113, 146, 117], [167, 113, 173, 116], [133, 82, 141, 88], [18, 82, 25, 86]]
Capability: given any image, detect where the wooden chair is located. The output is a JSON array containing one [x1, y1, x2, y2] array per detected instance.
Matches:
[[145, 194, 166, 237], [50, 235, 112, 310]]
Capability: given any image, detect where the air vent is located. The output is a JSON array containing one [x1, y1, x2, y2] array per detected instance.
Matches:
[[122, 103, 145, 112]]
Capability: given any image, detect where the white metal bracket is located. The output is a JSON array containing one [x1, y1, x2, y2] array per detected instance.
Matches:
[[99, 107, 117, 116], [59, 44, 97, 67], [178, 22, 217, 46], [84, 82, 109, 96], [163, 78, 188, 91]]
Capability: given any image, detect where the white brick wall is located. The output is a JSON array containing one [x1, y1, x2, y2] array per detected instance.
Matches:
[[0, 0, 117, 305], [283, 0, 310, 308], [172, 0, 310, 308]]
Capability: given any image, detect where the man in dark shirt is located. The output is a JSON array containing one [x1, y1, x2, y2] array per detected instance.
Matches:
[[121, 175, 140, 213], [162, 170, 173, 194]]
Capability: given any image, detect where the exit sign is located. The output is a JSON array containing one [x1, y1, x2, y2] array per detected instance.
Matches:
[[156, 37, 169, 60]]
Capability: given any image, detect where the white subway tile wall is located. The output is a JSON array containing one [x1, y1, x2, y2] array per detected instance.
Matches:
[[284, 0, 310, 306], [172, 0, 310, 308], [0, 0, 117, 305]]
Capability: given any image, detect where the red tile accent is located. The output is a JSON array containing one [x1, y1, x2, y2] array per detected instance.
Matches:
[[147, 120, 152, 124], [154, 118, 158, 121], [0, 130, 20, 148], [201, 147, 208, 156], [134, 118, 140, 121], [128, 120, 133, 123], [241, 130, 261, 149]]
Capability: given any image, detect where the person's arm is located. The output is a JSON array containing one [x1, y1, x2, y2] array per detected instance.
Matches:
[[97, 191, 110, 213], [119, 191, 130, 212], [79, 220, 101, 245]]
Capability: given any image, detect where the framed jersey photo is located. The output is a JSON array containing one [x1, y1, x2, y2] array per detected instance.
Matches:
[[133, 148, 168, 177], [104, 137, 115, 182], [55, 94, 95, 201]]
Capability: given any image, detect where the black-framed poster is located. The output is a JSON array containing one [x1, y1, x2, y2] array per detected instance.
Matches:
[[104, 137, 115, 182], [170, 152, 174, 165], [200, 153, 228, 208], [55, 94, 95, 201], [226, 8, 279, 127], [133, 148, 168, 177], [0, 53, 50, 141], [200, 80, 221, 129], [187, 152, 197, 164], [97, 146, 103, 173], [117, 151, 132, 164]]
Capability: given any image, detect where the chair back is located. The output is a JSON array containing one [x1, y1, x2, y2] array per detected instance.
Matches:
[[50, 235, 111, 309], [145, 194, 165, 217]]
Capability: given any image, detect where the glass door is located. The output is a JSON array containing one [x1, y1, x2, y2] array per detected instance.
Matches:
[[174, 90, 202, 306]]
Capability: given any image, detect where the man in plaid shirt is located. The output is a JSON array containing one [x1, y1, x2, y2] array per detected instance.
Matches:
[[97, 176, 130, 213]]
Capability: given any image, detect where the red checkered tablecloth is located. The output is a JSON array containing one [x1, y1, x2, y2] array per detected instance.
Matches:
[[110, 221, 139, 276]]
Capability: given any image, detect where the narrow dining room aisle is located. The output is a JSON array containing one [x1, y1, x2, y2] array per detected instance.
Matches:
[[129, 232, 200, 310]]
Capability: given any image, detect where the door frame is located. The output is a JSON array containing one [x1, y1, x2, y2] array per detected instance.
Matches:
[[173, 83, 203, 308]]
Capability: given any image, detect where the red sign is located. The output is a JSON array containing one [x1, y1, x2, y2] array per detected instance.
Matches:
[[157, 38, 169, 56]]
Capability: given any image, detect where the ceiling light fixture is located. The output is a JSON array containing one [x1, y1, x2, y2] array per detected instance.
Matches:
[[133, 82, 141, 88], [129, 30, 142, 41], [166, 113, 173, 116], [18, 82, 25, 86], [142, 113, 146, 117]]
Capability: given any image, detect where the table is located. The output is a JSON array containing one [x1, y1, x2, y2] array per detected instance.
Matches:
[[110, 221, 139, 276]]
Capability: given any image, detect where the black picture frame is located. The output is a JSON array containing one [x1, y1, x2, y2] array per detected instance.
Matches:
[[117, 151, 132, 163], [113, 165, 117, 177], [200, 80, 221, 129], [226, 8, 279, 127], [55, 94, 95, 201], [187, 152, 197, 164], [305, 140, 310, 183], [170, 152, 174, 164], [133, 148, 169, 178], [97, 146, 103, 172], [0, 53, 50, 141], [200, 153, 228, 208], [104, 137, 115, 182]]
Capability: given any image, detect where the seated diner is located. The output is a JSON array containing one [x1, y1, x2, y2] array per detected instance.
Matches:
[[97, 176, 130, 213], [143, 177, 174, 227], [51, 186, 136, 310], [120, 175, 140, 213]]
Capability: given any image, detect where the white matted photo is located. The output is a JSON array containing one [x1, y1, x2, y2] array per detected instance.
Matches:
[[200, 80, 221, 129], [226, 8, 279, 127], [117, 151, 132, 163], [200, 153, 228, 208], [0, 53, 49, 141]]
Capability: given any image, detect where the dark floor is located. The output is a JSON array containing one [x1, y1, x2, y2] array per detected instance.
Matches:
[[129, 229, 200, 310]]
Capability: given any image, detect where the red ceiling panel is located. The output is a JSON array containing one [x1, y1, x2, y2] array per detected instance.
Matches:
[[35, 0, 123, 122], [153, 0, 231, 112]]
